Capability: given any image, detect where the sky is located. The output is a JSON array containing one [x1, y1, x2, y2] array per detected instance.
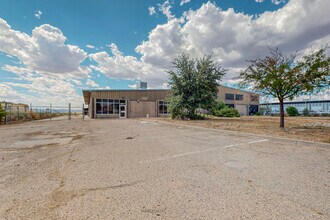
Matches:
[[0, 0, 329, 106]]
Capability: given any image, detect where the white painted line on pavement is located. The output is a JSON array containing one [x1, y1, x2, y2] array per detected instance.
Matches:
[[139, 139, 269, 164]]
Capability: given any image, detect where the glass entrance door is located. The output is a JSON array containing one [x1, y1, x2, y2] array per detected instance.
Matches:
[[119, 104, 126, 118]]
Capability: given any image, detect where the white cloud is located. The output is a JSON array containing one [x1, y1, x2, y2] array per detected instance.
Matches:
[[148, 6, 156, 15], [158, 0, 174, 21], [271, 0, 286, 5], [0, 18, 91, 106], [86, 44, 95, 49], [128, 84, 138, 89], [0, 18, 88, 75], [180, 0, 190, 6], [86, 79, 100, 88], [90, 0, 329, 94], [35, 10, 42, 19], [137, 0, 330, 69], [89, 43, 167, 87]]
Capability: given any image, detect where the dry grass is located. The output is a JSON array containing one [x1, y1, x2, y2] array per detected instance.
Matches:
[[150, 116, 330, 143]]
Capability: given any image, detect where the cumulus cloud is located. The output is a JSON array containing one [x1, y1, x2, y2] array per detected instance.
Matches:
[[90, 0, 329, 97], [86, 79, 100, 88], [180, 0, 190, 6], [271, 0, 286, 5], [0, 18, 88, 75], [148, 6, 156, 15], [89, 43, 168, 87], [86, 44, 95, 49], [0, 18, 90, 105], [35, 10, 42, 19], [137, 0, 330, 69], [158, 0, 174, 21]]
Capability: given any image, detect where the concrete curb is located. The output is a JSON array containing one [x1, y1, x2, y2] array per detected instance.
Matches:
[[148, 119, 330, 148]]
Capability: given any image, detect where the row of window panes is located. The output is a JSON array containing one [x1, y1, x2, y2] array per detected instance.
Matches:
[[225, 93, 257, 101], [159, 101, 169, 114], [96, 99, 125, 114]]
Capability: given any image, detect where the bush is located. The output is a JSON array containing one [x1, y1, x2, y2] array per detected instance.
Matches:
[[0, 104, 8, 124], [286, 106, 299, 116], [302, 108, 309, 116], [255, 112, 262, 116], [211, 101, 227, 114], [215, 107, 240, 117]]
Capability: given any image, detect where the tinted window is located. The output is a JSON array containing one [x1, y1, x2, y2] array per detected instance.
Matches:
[[225, 93, 234, 100], [235, 94, 243, 101]]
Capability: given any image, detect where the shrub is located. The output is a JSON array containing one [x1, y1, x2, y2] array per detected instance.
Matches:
[[0, 104, 8, 124], [255, 112, 262, 116], [302, 108, 309, 116], [211, 101, 227, 115], [215, 107, 240, 117], [286, 106, 299, 116]]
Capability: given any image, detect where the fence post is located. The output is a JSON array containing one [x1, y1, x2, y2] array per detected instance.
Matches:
[[30, 103, 32, 121], [9, 106, 12, 123], [50, 104, 52, 121], [82, 104, 85, 120], [17, 106, 19, 121], [68, 103, 71, 120]]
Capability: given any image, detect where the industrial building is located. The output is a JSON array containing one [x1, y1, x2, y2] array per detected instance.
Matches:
[[0, 101, 29, 113], [260, 100, 330, 114], [82, 85, 260, 119]]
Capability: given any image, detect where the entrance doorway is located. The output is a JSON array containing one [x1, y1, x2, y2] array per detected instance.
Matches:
[[119, 104, 126, 118]]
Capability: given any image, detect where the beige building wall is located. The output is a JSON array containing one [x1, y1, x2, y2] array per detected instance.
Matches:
[[217, 86, 259, 115], [83, 86, 259, 118]]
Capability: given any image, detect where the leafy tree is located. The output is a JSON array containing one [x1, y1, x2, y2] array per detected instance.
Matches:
[[286, 106, 299, 116], [0, 104, 8, 125], [239, 47, 329, 128], [168, 54, 227, 119]]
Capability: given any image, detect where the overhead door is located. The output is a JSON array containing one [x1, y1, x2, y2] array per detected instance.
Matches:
[[129, 101, 156, 118], [235, 104, 247, 116]]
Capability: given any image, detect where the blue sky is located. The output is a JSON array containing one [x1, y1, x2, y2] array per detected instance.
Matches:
[[0, 0, 329, 105]]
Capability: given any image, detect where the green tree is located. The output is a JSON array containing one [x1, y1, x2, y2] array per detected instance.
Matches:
[[286, 106, 299, 116], [168, 54, 226, 119], [239, 47, 329, 128], [0, 104, 8, 125]]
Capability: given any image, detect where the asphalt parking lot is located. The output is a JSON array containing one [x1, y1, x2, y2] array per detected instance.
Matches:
[[0, 117, 329, 219]]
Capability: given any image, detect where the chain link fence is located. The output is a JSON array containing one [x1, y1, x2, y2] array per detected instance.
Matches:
[[1, 103, 85, 125]]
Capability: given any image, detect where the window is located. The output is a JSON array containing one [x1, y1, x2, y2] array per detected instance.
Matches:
[[109, 100, 113, 114], [225, 93, 234, 100], [102, 99, 109, 114], [159, 101, 169, 114], [250, 95, 259, 102], [235, 94, 244, 101], [95, 99, 125, 115], [96, 102, 102, 114], [114, 100, 119, 114]]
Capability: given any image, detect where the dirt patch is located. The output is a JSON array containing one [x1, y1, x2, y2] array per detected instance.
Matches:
[[148, 116, 330, 143]]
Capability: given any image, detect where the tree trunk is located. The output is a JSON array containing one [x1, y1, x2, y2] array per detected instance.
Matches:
[[279, 98, 285, 128]]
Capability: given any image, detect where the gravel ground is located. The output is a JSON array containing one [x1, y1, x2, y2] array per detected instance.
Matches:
[[0, 117, 329, 219]]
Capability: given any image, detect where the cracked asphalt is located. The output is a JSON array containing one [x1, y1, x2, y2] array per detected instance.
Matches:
[[0, 117, 329, 219]]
